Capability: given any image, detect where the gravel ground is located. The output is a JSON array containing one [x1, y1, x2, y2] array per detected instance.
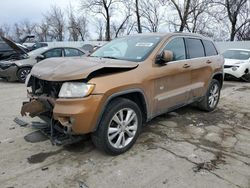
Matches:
[[0, 79, 250, 188]]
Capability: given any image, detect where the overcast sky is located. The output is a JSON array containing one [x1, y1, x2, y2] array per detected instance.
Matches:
[[0, 0, 79, 25]]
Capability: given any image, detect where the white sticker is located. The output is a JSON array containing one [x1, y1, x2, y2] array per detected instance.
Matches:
[[135, 43, 154, 47], [240, 52, 249, 55]]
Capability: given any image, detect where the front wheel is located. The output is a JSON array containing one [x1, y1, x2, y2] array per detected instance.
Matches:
[[197, 79, 221, 112], [91, 98, 142, 155], [241, 73, 250, 82], [17, 67, 31, 83]]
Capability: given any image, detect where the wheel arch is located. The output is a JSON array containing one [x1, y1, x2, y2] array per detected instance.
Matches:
[[93, 89, 149, 132], [212, 72, 224, 87], [16, 66, 32, 82]]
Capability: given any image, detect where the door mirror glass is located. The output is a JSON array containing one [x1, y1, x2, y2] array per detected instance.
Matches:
[[35, 55, 45, 62], [162, 50, 173, 62], [155, 50, 173, 65]]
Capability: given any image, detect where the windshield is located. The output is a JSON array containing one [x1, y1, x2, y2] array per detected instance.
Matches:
[[222, 50, 250, 60], [28, 47, 49, 57], [91, 35, 163, 62]]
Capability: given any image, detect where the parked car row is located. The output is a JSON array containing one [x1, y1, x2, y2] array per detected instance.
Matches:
[[20, 33, 224, 155], [0, 36, 88, 82]]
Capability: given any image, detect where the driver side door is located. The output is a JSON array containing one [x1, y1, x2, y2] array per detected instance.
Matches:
[[152, 37, 192, 116]]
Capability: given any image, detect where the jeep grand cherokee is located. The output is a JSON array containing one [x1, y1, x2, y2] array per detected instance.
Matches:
[[21, 33, 224, 155]]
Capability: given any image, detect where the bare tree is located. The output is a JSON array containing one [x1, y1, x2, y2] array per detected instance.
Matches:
[[237, 22, 250, 40], [111, 1, 132, 37], [68, 5, 79, 41], [68, 4, 89, 41], [95, 18, 104, 41], [76, 16, 89, 41], [34, 20, 51, 42], [135, 0, 142, 33], [163, 0, 212, 32], [140, 0, 163, 32], [44, 5, 65, 41], [212, 0, 250, 41], [13, 23, 23, 41], [21, 20, 36, 35], [0, 24, 11, 38], [81, 0, 120, 41]]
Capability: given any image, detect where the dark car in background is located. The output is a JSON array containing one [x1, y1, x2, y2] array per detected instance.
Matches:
[[0, 41, 29, 61], [24, 42, 48, 51]]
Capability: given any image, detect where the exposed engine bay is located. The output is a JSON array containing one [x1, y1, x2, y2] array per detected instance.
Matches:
[[21, 76, 83, 145]]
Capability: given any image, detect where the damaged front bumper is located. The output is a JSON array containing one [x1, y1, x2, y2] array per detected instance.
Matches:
[[21, 93, 104, 135]]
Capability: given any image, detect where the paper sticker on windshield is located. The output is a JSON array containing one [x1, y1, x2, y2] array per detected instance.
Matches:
[[135, 43, 154, 47]]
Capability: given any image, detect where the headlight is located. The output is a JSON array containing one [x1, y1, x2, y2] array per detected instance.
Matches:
[[232, 67, 236, 71], [59, 82, 95, 98], [0, 61, 14, 69], [25, 74, 31, 86]]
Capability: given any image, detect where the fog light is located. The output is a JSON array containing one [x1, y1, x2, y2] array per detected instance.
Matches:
[[69, 117, 75, 125], [232, 67, 237, 71]]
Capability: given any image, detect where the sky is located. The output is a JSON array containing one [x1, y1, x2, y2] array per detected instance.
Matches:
[[0, 0, 79, 25]]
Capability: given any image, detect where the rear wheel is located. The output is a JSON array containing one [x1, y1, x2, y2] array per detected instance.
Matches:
[[198, 79, 221, 112], [17, 67, 31, 83], [91, 98, 142, 155]]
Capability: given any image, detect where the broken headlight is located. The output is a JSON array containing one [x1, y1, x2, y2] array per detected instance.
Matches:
[[59, 82, 95, 98]]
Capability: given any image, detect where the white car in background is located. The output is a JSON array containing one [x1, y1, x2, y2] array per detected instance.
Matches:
[[222, 49, 250, 82]]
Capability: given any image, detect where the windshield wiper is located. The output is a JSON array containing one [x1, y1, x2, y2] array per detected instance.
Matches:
[[101, 56, 118, 59]]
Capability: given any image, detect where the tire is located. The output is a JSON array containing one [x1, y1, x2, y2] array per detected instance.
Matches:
[[197, 79, 221, 112], [91, 98, 142, 155], [241, 73, 250, 82], [17, 67, 31, 83]]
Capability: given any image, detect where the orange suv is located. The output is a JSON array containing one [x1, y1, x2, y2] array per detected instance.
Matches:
[[22, 33, 224, 155]]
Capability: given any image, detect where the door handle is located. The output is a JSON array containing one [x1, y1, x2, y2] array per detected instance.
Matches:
[[206, 60, 212, 64], [183, 64, 191, 68]]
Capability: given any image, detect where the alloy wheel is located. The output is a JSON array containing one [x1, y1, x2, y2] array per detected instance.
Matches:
[[208, 83, 219, 108], [107, 108, 138, 149]]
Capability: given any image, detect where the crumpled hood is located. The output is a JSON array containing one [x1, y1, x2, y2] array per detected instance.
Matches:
[[1, 36, 28, 56], [224, 58, 249, 66], [31, 57, 139, 81]]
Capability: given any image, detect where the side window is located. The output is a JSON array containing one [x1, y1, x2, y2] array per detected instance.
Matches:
[[186, 38, 205, 58], [43, 48, 62, 58], [202, 40, 218, 56], [164, 38, 186, 61], [64, 48, 84, 57]]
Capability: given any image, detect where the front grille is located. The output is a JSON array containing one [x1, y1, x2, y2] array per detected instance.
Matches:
[[224, 65, 233, 68], [31, 77, 63, 98], [224, 65, 239, 69]]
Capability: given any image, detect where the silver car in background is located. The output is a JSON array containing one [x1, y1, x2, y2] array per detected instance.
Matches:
[[0, 44, 88, 82]]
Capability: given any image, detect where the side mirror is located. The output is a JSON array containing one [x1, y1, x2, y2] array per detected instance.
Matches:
[[155, 50, 173, 65], [36, 55, 45, 62]]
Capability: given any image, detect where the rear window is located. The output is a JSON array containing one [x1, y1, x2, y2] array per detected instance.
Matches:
[[203, 40, 217, 56], [186, 38, 205, 58]]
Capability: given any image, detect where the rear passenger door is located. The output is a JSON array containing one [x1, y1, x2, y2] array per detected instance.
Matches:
[[43, 48, 63, 59], [185, 38, 215, 98]]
